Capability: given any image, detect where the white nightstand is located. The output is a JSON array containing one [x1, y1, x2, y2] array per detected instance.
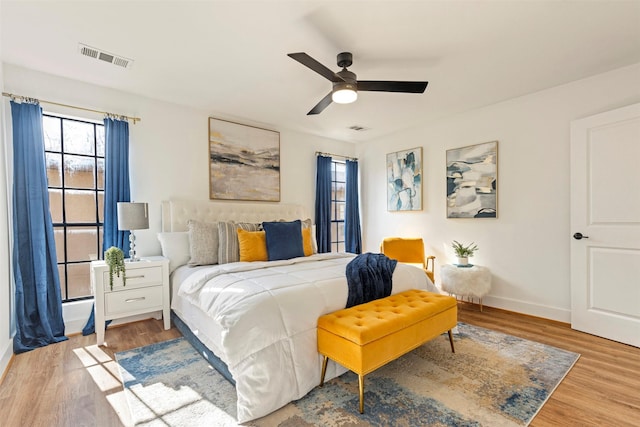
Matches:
[[440, 264, 491, 312], [91, 256, 170, 346]]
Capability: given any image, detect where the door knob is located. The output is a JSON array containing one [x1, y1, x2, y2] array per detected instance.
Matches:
[[573, 232, 589, 240]]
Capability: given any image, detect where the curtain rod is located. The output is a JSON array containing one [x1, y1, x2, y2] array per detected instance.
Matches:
[[315, 151, 358, 161], [2, 92, 141, 124]]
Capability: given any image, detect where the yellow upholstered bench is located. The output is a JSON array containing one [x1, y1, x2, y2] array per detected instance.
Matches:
[[317, 289, 457, 414]]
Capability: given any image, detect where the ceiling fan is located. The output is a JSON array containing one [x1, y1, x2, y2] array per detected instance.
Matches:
[[287, 51, 428, 115]]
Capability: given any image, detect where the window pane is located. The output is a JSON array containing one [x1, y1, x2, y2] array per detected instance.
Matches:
[[46, 153, 62, 187], [53, 227, 65, 263], [96, 125, 105, 157], [335, 202, 346, 221], [49, 189, 63, 223], [333, 182, 346, 202], [337, 242, 345, 253], [98, 226, 103, 258], [64, 155, 95, 189], [97, 192, 104, 223], [334, 162, 346, 181], [67, 226, 98, 262], [337, 222, 345, 241], [67, 263, 92, 299], [43, 116, 61, 151], [65, 190, 97, 223], [96, 158, 105, 189], [331, 222, 338, 244], [63, 120, 95, 155], [58, 265, 67, 300]]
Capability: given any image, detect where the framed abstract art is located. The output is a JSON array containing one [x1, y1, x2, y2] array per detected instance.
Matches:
[[387, 147, 422, 211], [446, 141, 498, 218], [208, 117, 280, 201]]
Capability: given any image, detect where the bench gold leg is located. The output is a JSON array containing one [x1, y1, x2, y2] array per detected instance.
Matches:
[[358, 374, 364, 414], [320, 356, 328, 386], [448, 330, 455, 353]]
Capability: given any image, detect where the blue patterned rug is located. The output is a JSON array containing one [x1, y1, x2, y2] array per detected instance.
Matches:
[[116, 323, 579, 426]]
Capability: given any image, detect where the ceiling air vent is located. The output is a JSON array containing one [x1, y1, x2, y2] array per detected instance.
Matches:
[[78, 43, 133, 69], [349, 125, 369, 132]]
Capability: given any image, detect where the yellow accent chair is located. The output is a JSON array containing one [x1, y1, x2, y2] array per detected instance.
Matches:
[[380, 237, 435, 283]]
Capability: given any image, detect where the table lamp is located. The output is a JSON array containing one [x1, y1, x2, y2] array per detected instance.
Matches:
[[117, 202, 149, 262]]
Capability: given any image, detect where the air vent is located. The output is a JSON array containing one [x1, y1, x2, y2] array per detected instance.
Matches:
[[78, 43, 133, 69], [348, 125, 369, 132]]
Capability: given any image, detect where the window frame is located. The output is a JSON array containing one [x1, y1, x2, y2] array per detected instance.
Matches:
[[43, 113, 105, 303], [330, 159, 346, 253]]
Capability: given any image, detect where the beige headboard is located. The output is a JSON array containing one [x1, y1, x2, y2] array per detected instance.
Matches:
[[161, 200, 310, 232]]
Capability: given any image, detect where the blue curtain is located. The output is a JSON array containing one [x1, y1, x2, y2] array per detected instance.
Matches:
[[345, 159, 362, 254], [10, 100, 68, 353], [102, 117, 131, 253], [82, 117, 130, 336], [314, 155, 332, 253]]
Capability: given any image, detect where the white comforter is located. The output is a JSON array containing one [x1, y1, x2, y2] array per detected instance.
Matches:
[[176, 252, 437, 423]]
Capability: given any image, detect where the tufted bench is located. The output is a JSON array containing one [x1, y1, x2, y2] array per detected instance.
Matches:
[[317, 289, 457, 413]]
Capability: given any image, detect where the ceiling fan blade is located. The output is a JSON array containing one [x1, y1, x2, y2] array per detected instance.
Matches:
[[358, 80, 428, 93], [307, 92, 333, 115], [288, 52, 345, 83]]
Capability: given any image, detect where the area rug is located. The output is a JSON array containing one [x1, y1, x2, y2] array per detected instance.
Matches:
[[115, 323, 579, 426]]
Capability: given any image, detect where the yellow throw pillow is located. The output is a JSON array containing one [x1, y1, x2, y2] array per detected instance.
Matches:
[[302, 227, 313, 257], [237, 229, 268, 262]]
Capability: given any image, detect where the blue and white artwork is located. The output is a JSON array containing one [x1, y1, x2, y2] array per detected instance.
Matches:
[[387, 147, 422, 211], [209, 118, 280, 201], [446, 141, 498, 218]]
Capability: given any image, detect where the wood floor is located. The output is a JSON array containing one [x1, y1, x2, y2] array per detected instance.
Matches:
[[0, 303, 638, 426]]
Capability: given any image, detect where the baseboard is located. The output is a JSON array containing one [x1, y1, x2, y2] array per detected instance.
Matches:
[[0, 337, 13, 385], [481, 295, 571, 323]]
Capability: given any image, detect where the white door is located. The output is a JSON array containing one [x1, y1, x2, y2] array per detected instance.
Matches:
[[570, 103, 640, 347]]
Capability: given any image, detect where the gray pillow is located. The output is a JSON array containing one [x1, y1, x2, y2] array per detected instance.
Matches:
[[218, 221, 261, 264], [187, 220, 219, 266]]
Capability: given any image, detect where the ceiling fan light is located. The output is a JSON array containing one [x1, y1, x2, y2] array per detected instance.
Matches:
[[332, 84, 358, 104]]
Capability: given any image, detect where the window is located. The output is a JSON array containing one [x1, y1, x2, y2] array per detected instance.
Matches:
[[330, 160, 346, 252], [43, 114, 105, 302]]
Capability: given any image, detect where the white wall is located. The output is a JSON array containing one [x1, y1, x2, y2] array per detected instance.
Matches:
[[1, 64, 354, 336], [0, 0, 15, 379], [358, 63, 640, 322]]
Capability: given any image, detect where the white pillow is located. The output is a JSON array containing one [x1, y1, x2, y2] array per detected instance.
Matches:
[[311, 224, 318, 254], [157, 232, 190, 274]]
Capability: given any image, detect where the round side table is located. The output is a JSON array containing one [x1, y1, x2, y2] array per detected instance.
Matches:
[[440, 264, 491, 311]]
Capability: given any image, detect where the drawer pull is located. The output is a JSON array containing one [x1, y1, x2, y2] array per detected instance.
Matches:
[[125, 297, 146, 303], [128, 275, 145, 279]]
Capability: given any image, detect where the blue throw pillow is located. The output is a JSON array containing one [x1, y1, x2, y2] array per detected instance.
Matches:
[[262, 220, 305, 261]]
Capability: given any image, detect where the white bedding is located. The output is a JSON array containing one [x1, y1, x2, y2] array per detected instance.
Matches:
[[171, 252, 438, 423]]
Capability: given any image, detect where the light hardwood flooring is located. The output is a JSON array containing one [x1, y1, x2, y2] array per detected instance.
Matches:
[[0, 303, 638, 426]]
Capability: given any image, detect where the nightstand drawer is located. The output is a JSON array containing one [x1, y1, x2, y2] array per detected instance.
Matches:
[[102, 264, 163, 292], [105, 286, 163, 316]]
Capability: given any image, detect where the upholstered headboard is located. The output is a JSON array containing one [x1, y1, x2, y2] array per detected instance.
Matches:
[[161, 200, 310, 232]]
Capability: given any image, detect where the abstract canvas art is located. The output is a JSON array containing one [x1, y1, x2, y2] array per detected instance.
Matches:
[[446, 141, 498, 218], [387, 147, 422, 211], [209, 118, 280, 201]]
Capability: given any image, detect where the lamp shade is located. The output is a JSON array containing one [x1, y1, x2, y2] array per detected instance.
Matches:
[[117, 202, 149, 231]]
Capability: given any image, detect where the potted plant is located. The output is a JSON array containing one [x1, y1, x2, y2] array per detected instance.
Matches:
[[105, 246, 126, 290], [451, 240, 478, 266]]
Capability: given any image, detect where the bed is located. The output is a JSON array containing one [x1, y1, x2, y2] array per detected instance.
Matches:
[[159, 199, 438, 423]]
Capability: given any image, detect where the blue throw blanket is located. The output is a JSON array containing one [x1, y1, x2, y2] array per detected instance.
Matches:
[[346, 252, 398, 308]]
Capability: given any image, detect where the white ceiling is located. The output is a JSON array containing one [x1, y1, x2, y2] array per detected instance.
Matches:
[[2, 1, 639, 143]]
